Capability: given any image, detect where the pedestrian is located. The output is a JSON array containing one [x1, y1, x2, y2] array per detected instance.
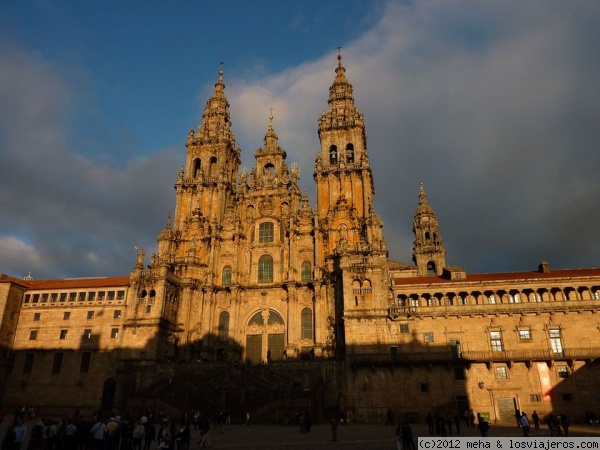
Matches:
[[243, 412, 250, 427], [477, 419, 489, 437], [520, 412, 530, 437], [330, 416, 338, 442], [531, 411, 540, 430], [385, 409, 394, 426], [561, 414, 570, 437], [395, 423, 403, 450], [426, 413, 434, 435]]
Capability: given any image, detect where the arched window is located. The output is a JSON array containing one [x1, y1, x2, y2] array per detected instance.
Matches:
[[301, 308, 313, 340], [301, 261, 311, 281], [258, 255, 273, 283], [425, 231, 431, 242], [259, 222, 274, 243], [329, 145, 338, 164], [427, 261, 436, 275], [209, 157, 218, 177], [218, 311, 230, 342], [222, 266, 232, 286], [193, 158, 201, 178], [346, 144, 354, 163], [264, 163, 275, 177]]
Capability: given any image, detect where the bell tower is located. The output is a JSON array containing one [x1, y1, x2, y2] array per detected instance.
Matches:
[[412, 181, 446, 276], [160, 66, 241, 280], [314, 52, 388, 358], [314, 51, 386, 264]]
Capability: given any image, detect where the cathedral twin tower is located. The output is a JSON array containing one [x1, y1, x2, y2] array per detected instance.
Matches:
[[128, 54, 446, 364]]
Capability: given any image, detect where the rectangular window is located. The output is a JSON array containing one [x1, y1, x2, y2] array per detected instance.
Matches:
[[490, 331, 504, 352], [111, 328, 119, 339], [52, 352, 63, 373], [454, 368, 466, 380], [32, 294, 40, 303], [98, 291, 105, 301], [24, 294, 30, 304], [78, 292, 86, 302], [495, 366, 508, 380], [518, 329, 532, 340], [69, 292, 77, 302], [80, 352, 91, 373], [87, 311, 94, 319], [557, 365, 569, 379], [107, 291, 115, 301], [258, 222, 275, 243], [530, 394, 541, 402], [41, 293, 49, 303], [50, 293, 58, 302], [60, 293, 67, 302], [146, 305, 152, 314], [423, 332, 434, 343], [63, 312, 71, 320], [29, 330, 38, 340], [114, 310, 122, 319], [117, 290, 125, 300], [23, 353, 34, 373], [59, 329, 68, 340], [399, 323, 409, 334], [33, 313, 41, 321], [83, 329, 92, 339], [88, 292, 96, 301]]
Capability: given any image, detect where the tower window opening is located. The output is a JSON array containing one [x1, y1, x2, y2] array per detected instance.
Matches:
[[193, 158, 201, 178], [329, 145, 338, 164], [209, 157, 218, 177], [426, 261, 436, 275], [346, 144, 354, 163]]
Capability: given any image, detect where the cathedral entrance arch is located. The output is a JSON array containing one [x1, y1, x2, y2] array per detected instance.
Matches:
[[245, 309, 285, 364]]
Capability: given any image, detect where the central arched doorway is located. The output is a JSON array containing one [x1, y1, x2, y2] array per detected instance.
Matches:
[[245, 309, 285, 364]]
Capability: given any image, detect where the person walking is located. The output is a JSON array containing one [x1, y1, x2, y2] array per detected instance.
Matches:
[[330, 415, 338, 442], [520, 412, 530, 437]]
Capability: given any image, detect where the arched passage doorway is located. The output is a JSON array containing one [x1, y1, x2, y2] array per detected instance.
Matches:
[[245, 309, 285, 365]]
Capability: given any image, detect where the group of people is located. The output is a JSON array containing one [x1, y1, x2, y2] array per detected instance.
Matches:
[[0, 409, 221, 450], [424, 411, 463, 436]]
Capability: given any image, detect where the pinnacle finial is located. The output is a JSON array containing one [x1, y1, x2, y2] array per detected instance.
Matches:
[[337, 46, 343, 67]]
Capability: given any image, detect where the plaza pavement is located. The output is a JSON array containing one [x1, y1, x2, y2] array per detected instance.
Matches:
[[187, 421, 600, 449], [2, 418, 599, 450]]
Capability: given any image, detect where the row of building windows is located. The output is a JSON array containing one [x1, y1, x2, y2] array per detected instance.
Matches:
[[29, 328, 120, 341], [398, 325, 564, 354], [397, 286, 600, 307], [221, 259, 312, 285], [21, 351, 92, 374], [24, 290, 126, 305], [31, 310, 122, 322]]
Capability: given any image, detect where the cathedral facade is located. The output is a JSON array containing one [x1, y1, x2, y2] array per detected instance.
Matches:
[[1, 55, 599, 422]]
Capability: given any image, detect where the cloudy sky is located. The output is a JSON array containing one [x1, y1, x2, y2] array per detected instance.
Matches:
[[1, 1, 599, 280]]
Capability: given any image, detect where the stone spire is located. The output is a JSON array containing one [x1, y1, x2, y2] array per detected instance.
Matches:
[[412, 181, 446, 276], [318, 50, 364, 134], [189, 65, 236, 147]]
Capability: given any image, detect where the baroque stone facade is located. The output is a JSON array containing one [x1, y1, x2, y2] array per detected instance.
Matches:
[[1, 54, 599, 422]]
